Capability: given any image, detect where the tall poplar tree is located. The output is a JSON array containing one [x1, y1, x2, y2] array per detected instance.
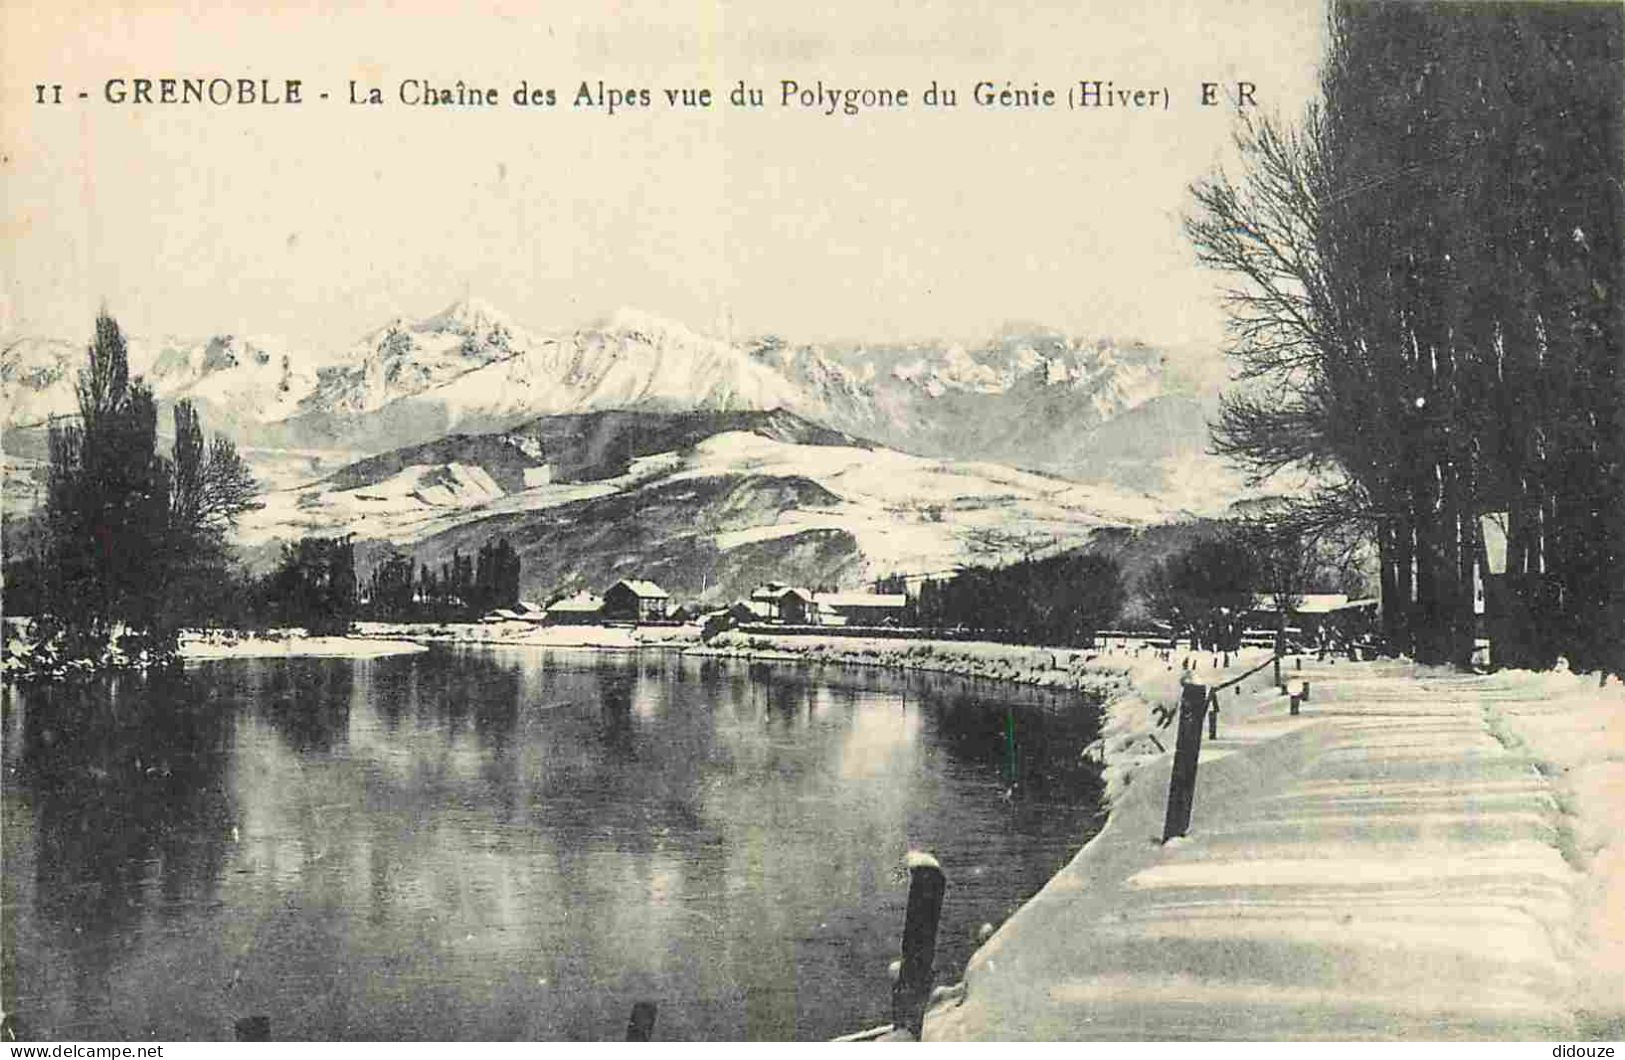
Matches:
[[1189, 2, 1623, 673], [37, 313, 261, 662], [41, 314, 171, 658]]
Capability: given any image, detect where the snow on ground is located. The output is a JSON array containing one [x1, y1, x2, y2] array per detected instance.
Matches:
[[238, 445, 368, 493], [352, 617, 656, 650], [680, 431, 1165, 518], [137, 619, 1625, 1039], [235, 448, 684, 549], [922, 656, 1624, 1041], [680, 431, 1171, 574], [179, 630, 427, 660], [1479, 668, 1625, 1034]]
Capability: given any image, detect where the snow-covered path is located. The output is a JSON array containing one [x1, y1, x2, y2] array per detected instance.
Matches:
[[927, 658, 1622, 1041]]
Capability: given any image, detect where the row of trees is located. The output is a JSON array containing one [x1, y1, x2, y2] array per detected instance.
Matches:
[[255, 536, 360, 635], [906, 553, 1127, 645], [872, 518, 1364, 652], [1189, 5, 1624, 672], [1139, 538, 1257, 652], [1139, 520, 1364, 652], [153, 533, 524, 635], [363, 539, 522, 621]]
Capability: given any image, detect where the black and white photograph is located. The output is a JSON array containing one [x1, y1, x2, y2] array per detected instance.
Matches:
[[1, 0, 1621, 1045]]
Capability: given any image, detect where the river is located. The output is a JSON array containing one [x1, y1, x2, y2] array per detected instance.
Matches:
[[1, 647, 1105, 1041]]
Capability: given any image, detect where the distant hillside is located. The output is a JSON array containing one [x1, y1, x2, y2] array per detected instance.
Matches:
[[238, 407, 1177, 602], [506, 407, 865, 484], [392, 474, 861, 605], [315, 407, 865, 496]]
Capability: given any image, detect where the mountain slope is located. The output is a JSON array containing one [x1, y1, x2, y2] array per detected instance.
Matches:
[[266, 304, 810, 451], [395, 474, 862, 606], [240, 409, 1176, 603]]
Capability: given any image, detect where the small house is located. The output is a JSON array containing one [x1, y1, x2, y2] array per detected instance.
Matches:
[[602, 579, 671, 622], [816, 592, 908, 627], [775, 587, 817, 625], [545, 591, 604, 625], [749, 584, 816, 623], [1247, 594, 1379, 642], [728, 599, 773, 624], [749, 583, 789, 607]]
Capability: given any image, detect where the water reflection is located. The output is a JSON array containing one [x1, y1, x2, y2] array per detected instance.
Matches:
[[3, 649, 1103, 1041], [3, 673, 238, 1039]]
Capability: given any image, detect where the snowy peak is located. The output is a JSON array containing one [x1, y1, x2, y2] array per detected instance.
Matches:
[[886, 330, 1163, 405], [592, 305, 718, 346], [305, 299, 552, 419], [3, 299, 1215, 498], [418, 295, 518, 337], [0, 331, 322, 430], [2, 336, 80, 427], [563, 308, 802, 413]]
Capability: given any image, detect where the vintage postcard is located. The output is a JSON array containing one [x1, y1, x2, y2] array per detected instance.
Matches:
[[2, 0, 1621, 1047]]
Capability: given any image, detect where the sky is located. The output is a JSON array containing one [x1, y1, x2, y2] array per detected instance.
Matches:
[[0, 0, 1327, 356]]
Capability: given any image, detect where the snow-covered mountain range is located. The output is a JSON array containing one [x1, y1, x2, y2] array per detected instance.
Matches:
[[1, 331, 325, 440], [3, 298, 1248, 593], [2, 297, 1231, 494]]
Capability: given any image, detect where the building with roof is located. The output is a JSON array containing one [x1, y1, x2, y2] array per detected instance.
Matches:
[[747, 584, 818, 624], [1246, 593, 1379, 640], [727, 599, 774, 624], [602, 579, 671, 622], [815, 591, 908, 627], [545, 591, 604, 625]]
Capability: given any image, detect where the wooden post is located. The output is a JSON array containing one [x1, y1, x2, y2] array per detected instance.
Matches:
[[234, 1017, 271, 1042], [1207, 691, 1218, 740], [1162, 679, 1209, 842], [1300, 680, 1311, 702], [892, 851, 946, 1040], [1290, 691, 1300, 716], [1296, 657, 1302, 671], [626, 1001, 658, 1041]]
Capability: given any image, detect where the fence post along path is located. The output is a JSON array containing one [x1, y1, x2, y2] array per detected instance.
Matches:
[[1161, 675, 1211, 842], [892, 851, 947, 1040]]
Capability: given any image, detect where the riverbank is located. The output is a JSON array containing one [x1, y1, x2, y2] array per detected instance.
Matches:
[[18, 618, 1613, 1039], [695, 629, 1277, 807], [923, 657, 1625, 1041], [332, 620, 1216, 805], [187, 622, 1223, 810], [351, 619, 700, 650], [253, 623, 1275, 814], [2, 624, 1129, 1042], [179, 629, 429, 660]]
